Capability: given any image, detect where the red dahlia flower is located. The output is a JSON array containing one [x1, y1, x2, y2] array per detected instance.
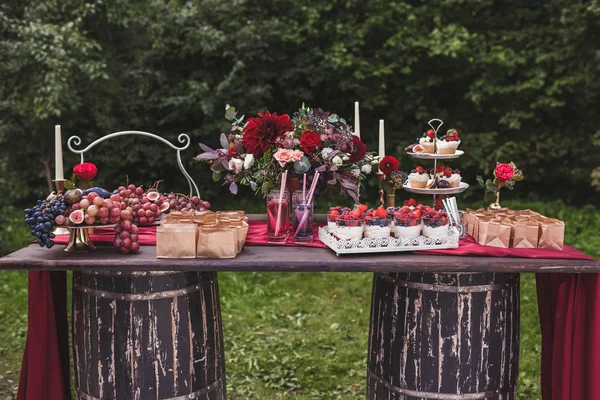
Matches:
[[242, 111, 292, 157], [73, 162, 97, 181], [494, 163, 515, 184], [349, 136, 367, 162], [379, 156, 400, 175]]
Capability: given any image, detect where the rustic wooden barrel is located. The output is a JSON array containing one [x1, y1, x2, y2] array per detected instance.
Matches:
[[72, 270, 225, 400], [367, 272, 519, 400]]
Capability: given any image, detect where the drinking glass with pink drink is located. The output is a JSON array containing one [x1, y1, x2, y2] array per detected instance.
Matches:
[[267, 189, 290, 242]]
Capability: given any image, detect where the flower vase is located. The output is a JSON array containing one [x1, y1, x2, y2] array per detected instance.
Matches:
[[386, 193, 396, 208], [489, 191, 502, 210]]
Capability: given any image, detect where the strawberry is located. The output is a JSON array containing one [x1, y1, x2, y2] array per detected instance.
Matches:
[[375, 207, 388, 219], [358, 204, 368, 213], [440, 217, 447, 225], [427, 129, 435, 138], [413, 209, 421, 218], [408, 198, 417, 206], [415, 166, 424, 173], [328, 210, 340, 221]]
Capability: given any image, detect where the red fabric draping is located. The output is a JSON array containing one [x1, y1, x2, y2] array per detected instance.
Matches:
[[21, 222, 596, 400], [536, 273, 600, 400], [17, 271, 71, 400]]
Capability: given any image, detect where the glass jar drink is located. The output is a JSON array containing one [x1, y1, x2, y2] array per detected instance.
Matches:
[[266, 189, 290, 243], [291, 192, 313, 243]]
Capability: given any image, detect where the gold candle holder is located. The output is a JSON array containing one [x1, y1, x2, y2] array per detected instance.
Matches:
[[378, 173, 385, 207], [64, 227, 96, 253]]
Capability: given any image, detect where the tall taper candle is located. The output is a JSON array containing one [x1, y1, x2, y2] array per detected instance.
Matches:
[[378, 119, 385, 174], [55, 124, 64, 180], [354, 101, 360, 138]]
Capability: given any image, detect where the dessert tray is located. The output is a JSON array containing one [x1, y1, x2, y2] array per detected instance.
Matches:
[[403, 182, 469, 195], [318, 226, 459, 256], [407, 150, 464, 160]]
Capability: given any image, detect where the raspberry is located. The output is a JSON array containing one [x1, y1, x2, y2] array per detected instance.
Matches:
[[427, 129, 435, 138], [415, 166, 423, 173]]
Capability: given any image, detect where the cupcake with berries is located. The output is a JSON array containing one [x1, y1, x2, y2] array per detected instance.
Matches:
[[436, 128, 461, 154], [418, 129, 436, 153], [422, 207, 449, 237], [364, 207, 392, 238], [393, 206, 422, 237], [447, 169, 462, 188], [408, 166, 429, 188], [335, 208, 364, 240]]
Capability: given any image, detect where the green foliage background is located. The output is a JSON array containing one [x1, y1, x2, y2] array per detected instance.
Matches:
[[0, 0, 599, 399]]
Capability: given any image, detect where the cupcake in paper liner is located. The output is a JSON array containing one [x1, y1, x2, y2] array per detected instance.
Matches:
[[436, 128, 461, 154], [408, 166, 429, 188]]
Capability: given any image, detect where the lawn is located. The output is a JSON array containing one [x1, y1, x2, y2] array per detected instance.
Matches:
[[0, 200, 598, 399]]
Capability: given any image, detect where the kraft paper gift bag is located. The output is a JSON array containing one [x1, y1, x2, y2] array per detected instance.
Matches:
[[157, 223, 197, 258], [513, 220, 539, 248], [484, 219, 512, 248], [538, 218, 565, 250], [197, 226, 238, 259], [477, 217, 494, 245]]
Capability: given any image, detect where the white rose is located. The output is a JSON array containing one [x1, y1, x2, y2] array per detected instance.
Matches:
[[228, 158, 243, 173], [321, 147, 334, 159], [361, 164, 372, 174], [332, 155, 343, 166], [244, 153, 255, 169], [351, 168, 360, 177]]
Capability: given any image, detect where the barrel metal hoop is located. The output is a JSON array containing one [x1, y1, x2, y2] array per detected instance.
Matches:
[[368, 371, 507, 399], [382, 275, 509, 293], [77, 376, 223, 400], [74, 282, 208, 301], [80, 270, 180, 277]]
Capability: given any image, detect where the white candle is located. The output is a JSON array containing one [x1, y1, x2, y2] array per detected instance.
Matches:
[[55, 124, 64, 181], [378, 119, 385, 174], [354, 101, 360, 138]]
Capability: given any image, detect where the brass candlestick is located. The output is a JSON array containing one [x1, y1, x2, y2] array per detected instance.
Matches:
[[378, 173, 385, 207], [53, 179, 66, 194]]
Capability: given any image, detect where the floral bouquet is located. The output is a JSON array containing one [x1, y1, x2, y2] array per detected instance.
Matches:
[[477, 162, 524, 208], [196, 105, 379, 203]]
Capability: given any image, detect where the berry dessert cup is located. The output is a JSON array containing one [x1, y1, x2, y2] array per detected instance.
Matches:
[[408, 166, 429, 188], [422, 213, 449, 237], [394, 216, 422, 237], [364, 207, 392, 238], [335, 217, 364, 240], [436, 128, 461, 154]]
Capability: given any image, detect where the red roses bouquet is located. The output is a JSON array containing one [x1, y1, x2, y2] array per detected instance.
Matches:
[[477, 162, 524, 208], [196, 104, 379, 203]]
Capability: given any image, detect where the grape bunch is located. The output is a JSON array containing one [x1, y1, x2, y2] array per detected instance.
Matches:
[[24, 195, 67, 248], [113, 220, 140, 254], [165, 193, 211, 212], [54, 189, 122, 226]]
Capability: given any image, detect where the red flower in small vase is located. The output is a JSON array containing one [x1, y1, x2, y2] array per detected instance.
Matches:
[[242, 111, 292, 157], [494, 163, 515, 184], [73, 162, 97, 181], [300, 131, 322, 155], [349, 136, 367, 162], [379, 156, 400, 175]]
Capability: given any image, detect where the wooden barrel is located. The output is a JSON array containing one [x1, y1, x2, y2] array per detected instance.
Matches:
[[367, 272, 519, 400], [72, 270, 225, 400]]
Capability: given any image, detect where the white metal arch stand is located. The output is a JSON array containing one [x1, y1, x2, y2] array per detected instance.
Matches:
[[67, 131, 201, 199]]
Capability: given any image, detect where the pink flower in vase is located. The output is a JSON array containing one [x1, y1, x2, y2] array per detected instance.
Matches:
[[273, 148, 294, 167], [291, 150, 304, 161]]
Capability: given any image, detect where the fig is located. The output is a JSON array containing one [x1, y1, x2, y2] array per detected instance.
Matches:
[[159, 202, 170, 212], [404, 143, 418, 152], [437, 180, 451, 189], [69, 209, 85, 225], [64, 189, 83, 205], [146, 191, 160, 202], [412, 144, 425, 153]]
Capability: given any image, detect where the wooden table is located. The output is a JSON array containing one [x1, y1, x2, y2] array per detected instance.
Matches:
[[2, 244, 599, 400]]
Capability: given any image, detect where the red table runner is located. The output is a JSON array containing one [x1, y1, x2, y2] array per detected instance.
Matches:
[[20, 222, 596, 400]]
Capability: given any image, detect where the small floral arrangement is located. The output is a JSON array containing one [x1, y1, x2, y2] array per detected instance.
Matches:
[[378, 156, 407, 194], [64, 162, 98, 190], [477, 162, 524, 207], [196, 104, 379, 203]]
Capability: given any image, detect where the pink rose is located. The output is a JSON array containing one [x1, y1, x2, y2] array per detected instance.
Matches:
[[273, 148, 294, 167], [291, 150, 304, 161]]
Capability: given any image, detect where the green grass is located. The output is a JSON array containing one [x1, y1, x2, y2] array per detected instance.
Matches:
[[0, 200, 597, 399]]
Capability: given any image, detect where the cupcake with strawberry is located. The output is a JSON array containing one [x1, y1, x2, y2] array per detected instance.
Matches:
[[418, 129, 436, 153], [422, 207, 449, 237], [436, 128, 461, 154], [447, 169, 462, 188], [408, 166, 429, 188], [393, 206, 422, 237], [364, 206, 392, 238]]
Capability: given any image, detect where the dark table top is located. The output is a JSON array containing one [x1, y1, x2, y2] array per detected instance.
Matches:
[[1, 243, 598, 273]]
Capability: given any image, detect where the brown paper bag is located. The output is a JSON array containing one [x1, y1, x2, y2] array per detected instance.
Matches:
[[513, 220, 539, 248], [477, 217, 492, 245], [157, 223, 197, 258], [197, 226, 238, 258], [538, 218, 565, 250], [484, 219, 511, 248]]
